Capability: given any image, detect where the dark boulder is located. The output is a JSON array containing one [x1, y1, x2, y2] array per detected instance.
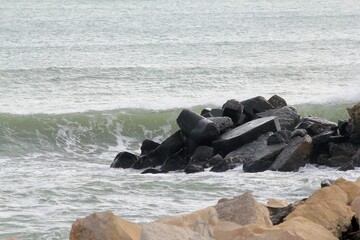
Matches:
[[267, 130, 292, 145], [267, 204, 293, 225], [140, 139, 160, 156], [213, 116, 281, 156], [131, 155, 155, 169], [295, 116, 337, 136], [151, 130, 185, 166], [208, 117, 234, 134], [189, 146, 214, 167], [237, 113, 250, 125], [200, 108, 223, 118], [291, 129, 307, 138], [337, 161, 354, 171], [177, 109, 219, 144], [241, 96, 274, 119], [328, 142, 358, 157], [210, 161, 237, 172], [347, 102, 360, 135], [312, 130, 336, 145], [350, 134, 360, 144], [141, 168, 168, 174], [352, 148, 360, 167], [222, 99, 244, 124], [240, 134, 287, 172], [318, 155, 352, 167], [338, 120, 351, 136], [184, 164, 204, 174], [268, 94, 287, 109], [161, 149, 189, 172], [269, 135, 313, 172], [110, 151, 139, 169], [208, 154, 224, 167], [256, 106, 300, 131]]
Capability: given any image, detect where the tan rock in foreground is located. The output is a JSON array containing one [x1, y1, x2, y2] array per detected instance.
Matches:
[[214, 216, 337, 240], [215, 191, 272, 227]]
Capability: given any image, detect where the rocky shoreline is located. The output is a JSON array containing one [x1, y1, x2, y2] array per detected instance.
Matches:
[[70, 177, 360, 240], [110, 95, 360, 174]]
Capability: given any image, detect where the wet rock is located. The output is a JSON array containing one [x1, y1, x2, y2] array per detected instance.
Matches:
[[222, 99, 244, 124], [318, 155, 352, 167], [291, 128, 307, 138], [267, 204, 294, 225], [312, 130, 336, 145], [267, 130, 292, 145], [140, 139, 160, 156], [268, 94, 287, 109], [227, 133, 287, 172], [208, 154, 223, 167], [350, 133, 360, 144], [141, 168, 168, 174], [352, 148, 360, 167], [210, 160, 237, 172], [184, 164, 204, 174], [215, 192, 272, 227], [337, 161, 354, 171], [241, 96, 274, 119], [338, 120, 351, 136], [347, 102, 360, 135], [329, 142, 358, 157], [256, 106, 300, 131], [110, 151, 139, 169], [177, 109, 219, 144], [328, 135, 349, 143], [213, 116, 281, 156], [295, 116, 337, 136], [151, 130, 185, 166], [189, 146, 214, 167], [200, 108, 223, 117], [131, 155, 155, 169], [161, 149, 189, 172], [208, 116, 233, 133], [269, 135, 313, 172], [236, 113, 250, 125]]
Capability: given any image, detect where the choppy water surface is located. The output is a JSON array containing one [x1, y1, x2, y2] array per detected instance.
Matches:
[[1, 0, 360, 239]]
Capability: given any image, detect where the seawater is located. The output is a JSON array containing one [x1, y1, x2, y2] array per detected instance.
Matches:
[[1, 0, 360, 239]]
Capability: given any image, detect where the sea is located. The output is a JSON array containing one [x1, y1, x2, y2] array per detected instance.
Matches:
[[1, 0, 360, 239]]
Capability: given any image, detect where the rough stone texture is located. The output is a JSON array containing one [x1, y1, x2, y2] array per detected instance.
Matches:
[[351, 196, 360, 222], [347, 102, 360, 135], [337, 161, 354, 171], [69, 211, 141, 240], [177, 109, 219, 144], [200, 108, 223, 118], [189, 146, 214, 166], [208, 154, 224, 167], [222, 99, 244, 124], [267, 204, 294, 225], [266, 199, 289, 208], [329, 142, 359, 157], [291, 129, 307, 138], [352, 148, 360, 167], [295, 116, 337, 136], [241, 96, 274, 119], [312, 130, 336, 145], [338, 120, 351, 136], [269, 135, 313, 172], [154, 206, 218, 239], [215, 192, 272, 228], [268, 94, 287, 109], [213, 116, 281, 156], [267, 130, 292, 145], [317, 155, 352, 167], [285, 182, 353, 238], [256, 106, 300, 131], [184, 164, 204, 174], [140, 139, 160, 156], [161, 149, 189, 172], [110, 152, 139, 169], [333, 178, 360, 204], [208, 116, 234, 133], [214, 217, 338, 240]]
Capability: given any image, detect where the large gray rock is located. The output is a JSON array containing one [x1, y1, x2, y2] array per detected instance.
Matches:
[[317, 155, 352, 167], [110, 151, 139, 169], [161, 149, 189, 172], [295, 116, 337, 136], [223, 133, 286, 172], [213, 116, 281, 156], [328, 142, 358, 157], [241, 96, 274, 119], [208, 117, 234, 134], [256, 106, 300, 131], [177, 109, 219, 144], [189, 145, 214, 167], [269, 135, 313, 172], [222, 99, 244, 124], [268, 94, 287, 109]]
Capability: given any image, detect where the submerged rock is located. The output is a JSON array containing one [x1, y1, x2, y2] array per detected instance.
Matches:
[[110, 151, 139, 169]]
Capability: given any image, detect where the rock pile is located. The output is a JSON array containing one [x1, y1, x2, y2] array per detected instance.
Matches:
[[69, 178, 360, 240], [110, 95, 360, 173]]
